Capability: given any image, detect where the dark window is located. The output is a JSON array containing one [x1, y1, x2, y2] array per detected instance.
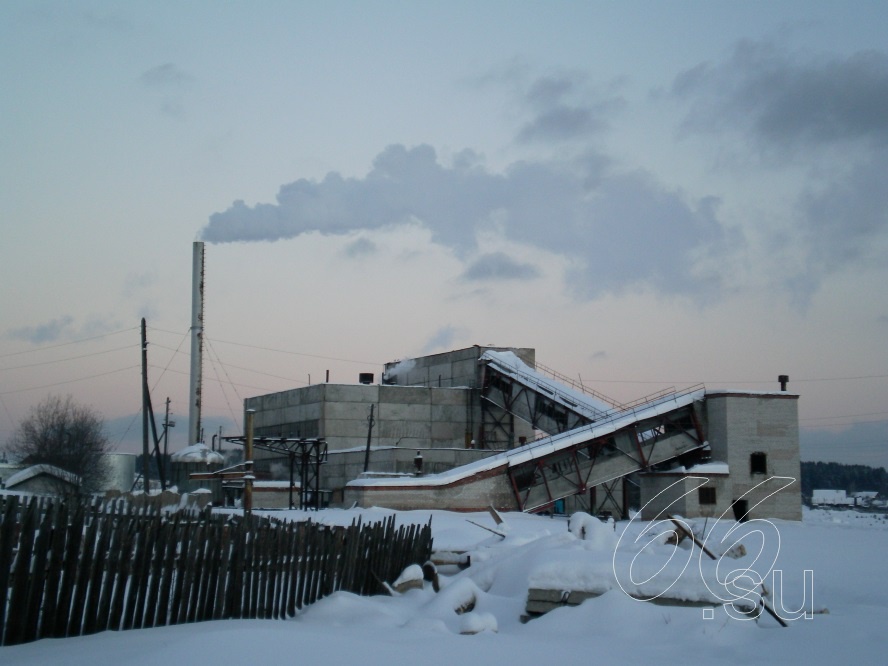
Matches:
[[750, 452, 767, 475], [699, 487, 717, 505]]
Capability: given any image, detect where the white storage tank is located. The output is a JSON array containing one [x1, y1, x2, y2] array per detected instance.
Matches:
[[102, 452, 137, 492]]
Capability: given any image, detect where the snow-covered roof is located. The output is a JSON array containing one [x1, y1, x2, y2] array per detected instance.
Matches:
[[480, 350, 612, 418], [171, 443, 225, 465], [4, 464, 81, 488], [812, 489, 853, 505]]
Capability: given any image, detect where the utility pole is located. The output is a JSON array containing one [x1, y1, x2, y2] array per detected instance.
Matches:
[[162, 398, 175, 490], [363, 404, 375, 473], [244, 409, 255, 516], [141, 318, 150, 493]]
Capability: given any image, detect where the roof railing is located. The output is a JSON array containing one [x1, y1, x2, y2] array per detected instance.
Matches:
[[531, 360, 624, 409]]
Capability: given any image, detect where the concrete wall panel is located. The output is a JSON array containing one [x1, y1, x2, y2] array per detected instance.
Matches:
[[325, 384, 378, 403], [431, 404, 468, 423], [431, 421, 469, 441], [378, 402, 432, 422], [376, 421, 431, 440], [280, 405, 322, 423], [324, 401, 376, 420], [431, 389, 470, 406], [325, 418, 379, 439], [380, 386, 430, 404]]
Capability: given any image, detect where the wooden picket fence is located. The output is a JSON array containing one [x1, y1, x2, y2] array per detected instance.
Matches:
[[0, 495, 433, 646]]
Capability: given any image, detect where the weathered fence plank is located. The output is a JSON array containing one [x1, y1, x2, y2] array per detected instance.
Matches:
[[38, 503, 67, 640], [142, 516, 166, 629], [1, 500, 433, 646], [212, 522, 231, 621], [0, 497, 19, 642], [21, 501, 54, 643], [155, 513, 180, 627], [131, 515, 157, 630], [67, 509, 100, 637], [225, 519, 244, 618], [4, 498, 39, 645], [96, 509, 125, 633], [183, 520, 203, 624], [123, 513, 148, 631], [53, 503, 85, 637]]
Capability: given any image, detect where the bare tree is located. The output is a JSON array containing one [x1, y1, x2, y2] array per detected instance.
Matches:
[[5, 394, 113, 495]]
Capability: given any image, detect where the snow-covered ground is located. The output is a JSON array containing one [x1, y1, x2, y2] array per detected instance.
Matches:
[[3, 507, 886, 665]]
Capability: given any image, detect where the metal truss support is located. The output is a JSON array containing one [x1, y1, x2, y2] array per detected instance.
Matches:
[[480, 363, 595, 442], [225, 435, 328, 510], [507, 401, 705, 513]]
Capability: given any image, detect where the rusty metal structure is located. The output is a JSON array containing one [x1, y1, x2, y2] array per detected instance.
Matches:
[[478, 351, 706, 513], [224, 435, 328, 510], [503, 391, 705, 512]]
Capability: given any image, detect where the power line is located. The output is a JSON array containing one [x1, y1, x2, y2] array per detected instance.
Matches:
[[111, 409, 142, 450], [0, 365, 141, 396], [0, 391, 14, 423], [0, 343, 136, 372], [801, 411, 888, 422], [204, 337, 243, 431], [590, 374, 888, 385], [801, 417, 888, 427], [783, 374, 888, 383], [150, 326, 191, 338], [148, 327, 377, 365], [149, 342, 189, 356], [0, 327, 138, 359], [205, 336, 381, 366], [204, 359, 309, 385], [147, 342, 313, 387], [147, 365, 278, 394], [148, 329, 189, 393]]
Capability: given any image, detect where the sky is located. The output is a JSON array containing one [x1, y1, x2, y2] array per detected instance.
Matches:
[[1, 1, 887, 467]]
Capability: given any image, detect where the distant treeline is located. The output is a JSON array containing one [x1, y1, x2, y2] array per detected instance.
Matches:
[[801, 461, 888, 498]]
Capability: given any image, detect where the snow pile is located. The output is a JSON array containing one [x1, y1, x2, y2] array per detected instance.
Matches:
[[4, 506, 888, 665], [568, 511, 616, 548], [459, 611, 498, 634]]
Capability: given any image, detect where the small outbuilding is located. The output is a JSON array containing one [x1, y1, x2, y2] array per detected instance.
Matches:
[[812, 489, 855, 507], [3, 464, 81, 496]]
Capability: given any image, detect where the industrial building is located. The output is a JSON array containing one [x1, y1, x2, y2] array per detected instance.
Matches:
[[243, 346, 536, 505], [241, 346, 802, 521]]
